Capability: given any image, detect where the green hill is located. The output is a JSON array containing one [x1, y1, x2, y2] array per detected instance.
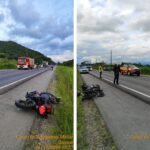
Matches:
[[0, 40, 54, 64]]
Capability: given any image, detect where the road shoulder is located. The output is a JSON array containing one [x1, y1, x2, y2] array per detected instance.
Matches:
[[23, 75, 56, 150], [82, 74, 150, 150], [78, 73, 117, 150]]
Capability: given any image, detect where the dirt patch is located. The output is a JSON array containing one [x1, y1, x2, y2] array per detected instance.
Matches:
[[83, 99, 117, 150]]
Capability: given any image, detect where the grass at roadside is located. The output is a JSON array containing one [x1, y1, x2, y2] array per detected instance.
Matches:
[[0, 58, 17, 69], [54, 66, 73, 135], [77, 71, 89, 150], [140, 66, 150, 75]]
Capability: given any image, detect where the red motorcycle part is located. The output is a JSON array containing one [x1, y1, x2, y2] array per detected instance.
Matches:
[[46, 105, 51, 113], [39, 105, 46, 115]]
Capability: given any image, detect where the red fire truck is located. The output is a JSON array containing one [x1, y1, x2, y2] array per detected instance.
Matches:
[[17, 56, 35, 69]]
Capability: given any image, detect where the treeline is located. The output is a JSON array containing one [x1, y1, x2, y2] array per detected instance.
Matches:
[[121, 62, 150, 67], [58, 59, 73, 67], [91, 61, 150, 71]]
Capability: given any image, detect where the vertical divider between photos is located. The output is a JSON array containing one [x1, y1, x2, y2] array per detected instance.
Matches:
[[74, 0, 77, 149]]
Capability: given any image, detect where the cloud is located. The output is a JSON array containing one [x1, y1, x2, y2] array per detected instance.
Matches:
[[0, 0, 73, 62], [48, 50, 73, 63], [8, 0, 40, 27], [130, 15, 150, 32], [78, 15, 123, 34], [77, 0, 150, 64], [0, 13, 4, 22]]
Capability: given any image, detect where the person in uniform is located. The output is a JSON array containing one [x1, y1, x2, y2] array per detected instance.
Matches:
[[99, 65, 103, 79]]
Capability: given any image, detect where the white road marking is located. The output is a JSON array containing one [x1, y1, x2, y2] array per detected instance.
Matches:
[[120, 84, 150, 98], [0, 70, 45, 89]]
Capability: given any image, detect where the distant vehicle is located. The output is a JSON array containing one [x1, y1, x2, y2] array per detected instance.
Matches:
[[39, 64, 43, 68], [17, 56, 35, 69], [79, 66, 89, 74], [80, 61, 93, 71], [86, 65, 93, 71], [120, 64, 140, 76], [43, 61, 49, 67]]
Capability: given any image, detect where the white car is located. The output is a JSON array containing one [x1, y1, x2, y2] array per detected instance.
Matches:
[[86, 65, 93, 71], [79, 66, 89, 74]]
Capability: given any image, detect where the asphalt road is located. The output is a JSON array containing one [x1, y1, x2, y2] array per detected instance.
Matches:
[[90, 70, 150, 96], [0, 68, 50, 87], [0, 69, 54, 150], [82, 74, 150, 150]]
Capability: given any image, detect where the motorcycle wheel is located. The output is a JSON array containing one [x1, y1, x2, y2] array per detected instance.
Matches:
[[15, 100, 36, 110]]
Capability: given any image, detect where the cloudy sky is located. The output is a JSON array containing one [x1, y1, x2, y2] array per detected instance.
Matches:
[[0, 0, 73, 62], [77, 0, 150, 64]]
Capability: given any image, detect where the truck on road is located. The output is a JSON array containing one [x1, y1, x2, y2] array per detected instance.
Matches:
[[17, 56, 35, 69]]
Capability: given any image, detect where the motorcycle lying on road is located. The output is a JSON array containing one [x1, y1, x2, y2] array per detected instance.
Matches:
[[15, 91, 61, 118], [78, 84, 104, 100]]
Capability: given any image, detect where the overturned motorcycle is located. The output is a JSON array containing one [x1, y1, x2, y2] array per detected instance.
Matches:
[[78, 84, 104, 100], [15, 91, 61, 118]]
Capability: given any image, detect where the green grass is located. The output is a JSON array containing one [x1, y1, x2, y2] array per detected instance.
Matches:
[[77, 71, 88, 150], [0, 58, 17, 69], [54, 66, 73, 135], [140, 66, 150, 75]]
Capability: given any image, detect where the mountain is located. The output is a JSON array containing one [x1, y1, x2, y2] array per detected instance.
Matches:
[[0, 41, 55, 64]]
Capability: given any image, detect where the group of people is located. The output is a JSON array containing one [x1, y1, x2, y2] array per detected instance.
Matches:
[[98, 64, 120, 85]]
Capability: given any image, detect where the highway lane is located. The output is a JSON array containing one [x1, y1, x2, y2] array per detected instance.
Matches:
[[82, 74, 150, 150], [0, 68, 50, 87], [90, 70, 150, 96], [0, 68, 54, 150]]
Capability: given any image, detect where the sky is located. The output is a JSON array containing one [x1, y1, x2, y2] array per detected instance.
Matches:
[[0, 0, 73, 62], [77, 0, 150, 64]]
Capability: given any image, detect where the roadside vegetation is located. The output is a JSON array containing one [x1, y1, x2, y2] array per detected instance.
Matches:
[[0, 58, 17, 69], [54, 66, 73, 135], [140, 66, 150, 75], [77, 71, 89, 150], [58, 59, 73, 67]]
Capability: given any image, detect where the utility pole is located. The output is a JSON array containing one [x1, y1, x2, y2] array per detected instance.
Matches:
[[110, 50, 112, 65], [110, 50, 112, 70]]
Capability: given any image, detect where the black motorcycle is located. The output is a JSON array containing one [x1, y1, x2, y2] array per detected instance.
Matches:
[[15, 91, 60, 111], [78, 84, 104, 100]]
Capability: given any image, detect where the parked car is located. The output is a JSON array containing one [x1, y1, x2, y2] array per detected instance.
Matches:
[[120, 64, 140, 76], [79, 66, 89, 74]]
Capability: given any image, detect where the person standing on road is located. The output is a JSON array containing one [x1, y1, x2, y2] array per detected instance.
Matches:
[[113, 64, 120, 85], [99, 65, 103, 79]]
